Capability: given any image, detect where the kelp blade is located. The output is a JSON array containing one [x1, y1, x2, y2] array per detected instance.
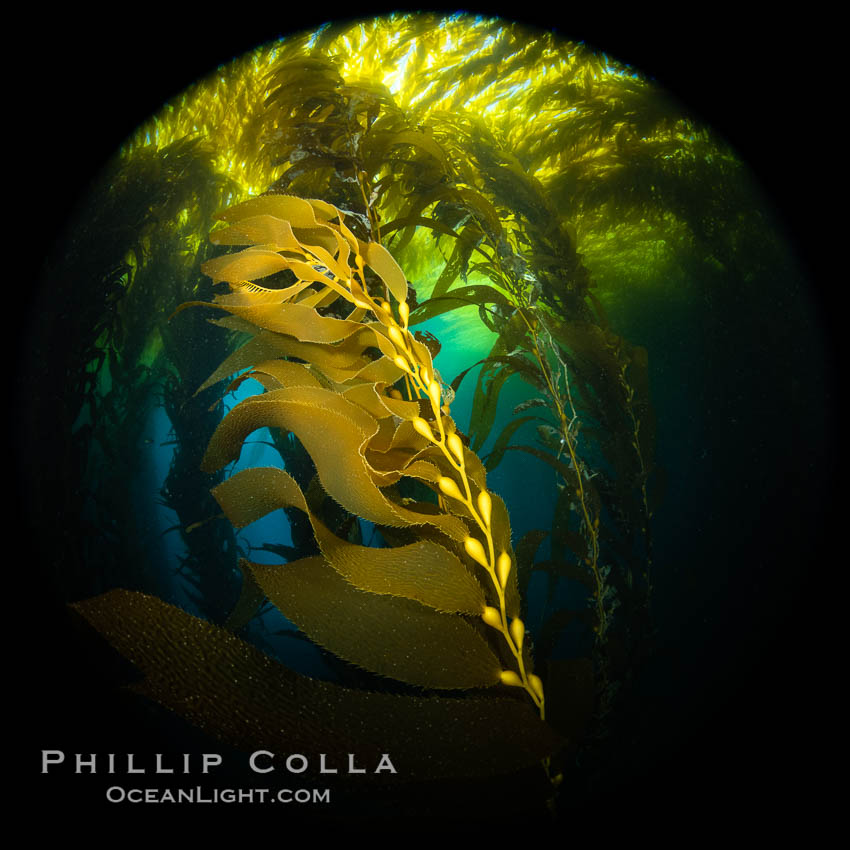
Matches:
[[71, 590, 563, 781], [248, 556, 501, 690], [212, 466, 487, 615]]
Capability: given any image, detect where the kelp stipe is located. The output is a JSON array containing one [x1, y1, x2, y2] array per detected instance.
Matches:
[[180, 193, 546, 716]]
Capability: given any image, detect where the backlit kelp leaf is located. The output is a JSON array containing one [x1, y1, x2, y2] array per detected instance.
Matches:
[[200, 247, 293, 284], [360, 240, 408, 303], [215, 193, 331, 231], [246, 359, 325, 392], [391, 128, 450, 171], [341, 355, 406, 388], [312, 520, 487, 615], [307, 196, 348, 225], [195, 329, 367, 395], [340, 383, 399, 421], [202, 387, 469, 541], [470, 359, 515, 453], [382, 212, 465, 246], [202, 385, 379, 477], [408, 284, 513, 325], [213, 466, 486, 615], [72, 590, 562, 784], [269, 330, 380, 382], [430, 220, 486, 298], [340, 382, 423, 426], [191, 299, 366, 344], [363, 383, 422, 420], [248, 556, 501, 689], [296, 283, 339, 308], [214, 280, 315, 308], [209, 213, 304, 251], [290, 241, 351, 284], [217, 197, 354, 266]]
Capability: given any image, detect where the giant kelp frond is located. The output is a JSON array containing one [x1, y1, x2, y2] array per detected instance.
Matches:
[[178, 194, 545, 712]]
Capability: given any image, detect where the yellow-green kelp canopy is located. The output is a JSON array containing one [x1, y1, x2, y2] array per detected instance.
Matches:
[[119, 12, 751, 311]]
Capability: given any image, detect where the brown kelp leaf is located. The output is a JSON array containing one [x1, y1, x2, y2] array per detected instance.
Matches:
[[343, 355, 405, 387], [313, 520, 485, 615], [341, 383, 400, 422], [394, 458, 444, 484], [201, 247, 293, 284], [260, 335, 373, 383], [194, 331, 339, 396], [209, 213, 304, 251], [72, 590, 563, 780], [339, 379, 419, 424], [202, 387, 468, 541], [212, 466, 486, 615], [361, 240, 408, 303], [216, 193, 329, 230], [377, 391, 422, 421], [247, 359, 324, 392], [297, 284, 339, 309], [249, 557, 501, 690], [197, 300, 366, 344], [298, 229, 352, 281], [203, 385, 379, 473], [306, 196, 346, 225]]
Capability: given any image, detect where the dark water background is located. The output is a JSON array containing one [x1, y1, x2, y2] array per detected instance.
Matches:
[[13, 9, 839, 834]]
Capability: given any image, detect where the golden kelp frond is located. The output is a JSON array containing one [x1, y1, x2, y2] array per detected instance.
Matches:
[[188, 194, 545, 716]]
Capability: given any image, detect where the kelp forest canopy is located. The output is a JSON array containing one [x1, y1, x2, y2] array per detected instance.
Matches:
[[21, 11, 816, 824], [122, 14, 762, 303]]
